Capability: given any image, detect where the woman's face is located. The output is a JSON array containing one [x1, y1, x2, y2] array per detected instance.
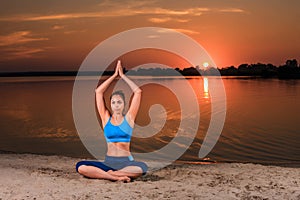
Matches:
[[110, 95, 125, 114]]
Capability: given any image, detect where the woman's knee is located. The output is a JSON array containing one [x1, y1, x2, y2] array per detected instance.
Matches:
[[76, 161, 86, 172], [128, 162, 148, 175], [77, 165, 87, 174], [136, 162, 148, 175]]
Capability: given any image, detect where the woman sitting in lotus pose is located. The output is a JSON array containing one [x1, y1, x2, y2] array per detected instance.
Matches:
[[76, 60, 147, 182]]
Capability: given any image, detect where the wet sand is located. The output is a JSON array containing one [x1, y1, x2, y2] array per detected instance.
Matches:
[[0, 153, 299, 200]]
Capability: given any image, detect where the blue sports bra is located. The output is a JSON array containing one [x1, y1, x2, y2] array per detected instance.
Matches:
[[103, 116, 133, 143]]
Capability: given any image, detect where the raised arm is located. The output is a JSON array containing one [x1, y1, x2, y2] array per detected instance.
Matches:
[[95, 62, 118, 126], [118, 61, 142, 124]]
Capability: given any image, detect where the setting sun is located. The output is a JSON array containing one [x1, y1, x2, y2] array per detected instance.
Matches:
[[203, 62, 209, 68]]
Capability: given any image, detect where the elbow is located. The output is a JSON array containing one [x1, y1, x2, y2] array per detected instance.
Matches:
[[134, 88, 142, 94], [95, 87, 104, 94]]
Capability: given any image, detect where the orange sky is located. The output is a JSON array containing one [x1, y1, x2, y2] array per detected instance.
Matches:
[[0, 0, 299, 72]]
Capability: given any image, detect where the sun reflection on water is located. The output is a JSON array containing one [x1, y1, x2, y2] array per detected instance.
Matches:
[[203, 77, 209, 99]]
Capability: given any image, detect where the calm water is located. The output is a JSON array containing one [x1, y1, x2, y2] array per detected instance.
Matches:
[[0, 76, 299, 166]]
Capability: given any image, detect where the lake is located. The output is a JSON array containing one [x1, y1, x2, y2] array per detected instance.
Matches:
[[0, 76, 299, 166]]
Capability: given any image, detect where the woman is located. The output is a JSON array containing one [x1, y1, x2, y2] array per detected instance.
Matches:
[[76, 60, 148, 182]]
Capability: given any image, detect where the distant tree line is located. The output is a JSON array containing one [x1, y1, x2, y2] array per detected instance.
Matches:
[[0, 59, 299, 79], [127, 59, 300, 79], [219, 59, 300, 79]]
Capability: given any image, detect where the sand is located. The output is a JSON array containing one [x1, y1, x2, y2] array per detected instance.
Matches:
[[0, 153, 299, 200]]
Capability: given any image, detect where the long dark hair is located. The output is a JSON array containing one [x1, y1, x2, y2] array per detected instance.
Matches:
[[110, 90, 125, 103]]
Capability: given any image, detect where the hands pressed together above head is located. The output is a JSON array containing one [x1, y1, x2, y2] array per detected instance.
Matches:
[[114, 60, 125, 78]]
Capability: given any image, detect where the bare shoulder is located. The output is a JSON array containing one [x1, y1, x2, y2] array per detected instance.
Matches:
[[102, 111, 111, 128], [125, 113, 135, 128]]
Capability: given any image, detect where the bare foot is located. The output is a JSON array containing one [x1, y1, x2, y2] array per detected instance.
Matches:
[[108, 170, 122, 177], [107, 170, 116, 176], [107, 170, 130, 182], [117, 176, 131, 183]]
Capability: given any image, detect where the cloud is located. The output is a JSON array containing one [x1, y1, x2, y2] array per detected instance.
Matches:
[[52, 25, 65, 30], [0, 7, 208, 22], [63, 29, 86, 34], [146, 35, 160, 39], [172, 28, 200, 35], [0, 5, 245, 22], [148, 17, 172, 23], [147, 28, 199, 36], [148, 17, 190, 23], [177, 19, 189, 23], [0, 31, 49, 60], [217, 8, 246, 13], [0, 46, 46, 60], [97, 0, 157, 9], [0, 31, 48, 46]]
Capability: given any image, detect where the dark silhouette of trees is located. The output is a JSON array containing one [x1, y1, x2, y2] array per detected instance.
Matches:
[[215, 59, 299, 79], [0, 59, 299, 79], [219, 66, 238, 76], [286, 59, 298, 68], [278, 59, 300, 79]]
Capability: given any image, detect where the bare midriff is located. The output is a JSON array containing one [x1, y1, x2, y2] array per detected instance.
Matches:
[[106, 142, 131, 157]]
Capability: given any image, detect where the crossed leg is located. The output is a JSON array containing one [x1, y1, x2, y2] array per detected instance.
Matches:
[[107, 166, 143, 179], [77, 165, 130, 182]]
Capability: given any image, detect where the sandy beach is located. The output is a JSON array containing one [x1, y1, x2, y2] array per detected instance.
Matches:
[[0, 153, 299, 200]]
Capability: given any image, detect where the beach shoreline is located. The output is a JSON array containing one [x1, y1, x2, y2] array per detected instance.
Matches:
[[0, 153, 299, 199]]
